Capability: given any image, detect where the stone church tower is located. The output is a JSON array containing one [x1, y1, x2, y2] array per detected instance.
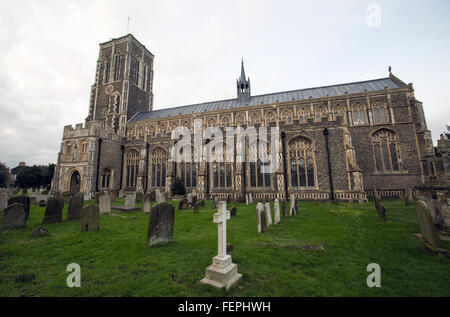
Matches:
[[52, 34, 436, 202]]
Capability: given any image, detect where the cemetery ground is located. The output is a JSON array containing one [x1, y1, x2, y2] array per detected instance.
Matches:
[[0, 198, 449, 297]]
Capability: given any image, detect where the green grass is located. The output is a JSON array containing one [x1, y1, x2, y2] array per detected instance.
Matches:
[[0, 198, 449, 297]]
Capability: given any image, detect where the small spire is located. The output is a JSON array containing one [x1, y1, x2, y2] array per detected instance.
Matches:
[[240, 58, 246, 81], [388, 65, 392, 74]]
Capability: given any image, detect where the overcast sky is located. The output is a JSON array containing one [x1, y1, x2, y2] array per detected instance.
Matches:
[[0, 0, 449, 168]]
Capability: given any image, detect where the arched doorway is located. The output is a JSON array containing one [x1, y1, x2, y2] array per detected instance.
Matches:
[[69, 170, 81, 194]]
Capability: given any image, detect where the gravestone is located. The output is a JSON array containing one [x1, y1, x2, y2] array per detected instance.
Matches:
[[125, 195, 135, 208], [0, 192, 8, 211], [42, 197, 64, 224], [29, 196, 37, 204], [119, 189, 125, 198], [249, 193, 253, 204], [192, 194, 197, 206], [179, 199, 189, 210], [2, 203, 28, 229], [200, 199, 205, 207], [265, 202, 273, 227], [155, 189, 166, 204], [81, 205, 100, 231], [136, 192, 144, 204], [200, 201, 242, 290], [374, 194, 386, 222], [109, 189, 119, 202], [144, 193, 152, 213], [193, 201, 201, 213], [83, 192, 91, 201], [289, 194, 297, 216], [403, 190, 409, 206], [8, 195, 30, 221], [99, 194, 111, 214], [67, 193, 84, 220], [415, 200, 445, 253], [147, 202, 175, 247], [163, 191, 170, 202], [274, 199, 281, 224], [187, 193, 193, 205], [245, 193, 249, 206], [256, 202, 266, 233], [230, 206, 237, 217], [213, 197, 219, 209]]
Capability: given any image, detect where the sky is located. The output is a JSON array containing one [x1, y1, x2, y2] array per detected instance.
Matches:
[[0, 0, 449, 168]]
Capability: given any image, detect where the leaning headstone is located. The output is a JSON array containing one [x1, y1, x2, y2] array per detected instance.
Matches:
[[99, 194, 111, 214], [265, 202, 273, 227], [81, 205, 100, 231], [256, 202, 266, 233], [289, 194, 297, 216], [193, 201, 201, 213], [415, 200, 445, 253], [230, 206, 237, 217], [274, 199, 281, 224], [2, 203, 28, 229], [42, 197, 64, 224], [67, 193, 84, 220], [200, 201, 242, 290], [147, 202, 175, 247]]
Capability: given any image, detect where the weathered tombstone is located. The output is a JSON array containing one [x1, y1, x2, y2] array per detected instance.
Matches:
[[213, 196, 219, 209], [230, 206, 237, 217], [192, 194, 197, 206], [403, 190, 409, 206], [256, 202, 266, 233], [415, 200, 446, 253], [274, 199, 281, 224], [289, 194, 297, 216], [186, 193, 193, 205], [373, 193, 386, 222], [136, 192, 144, 204], [29, 196, 37, 204], [408, 188, 414, 202], [155, 189, 166, 204], [193, 201, 201, 213], [83, 192, 92, 201], [109, 189, 119, 202], [2, 203, 28, 229], [265, 202, 273, 227], [61, 191, 72, 203], [67, 193, 84, 220], [147, 202, 175, 247], [81, 205, 100, 231], [43, 197, 64, 224], [163, 191, 170, 202], [249, 193, 253, 204], [99, 194, 111, 214], [200, 199, 205, 207], [144, 193, 152, 213], [119, 189, 125, 198], [200, 201, 242, 290], [245, 193, 249, 206], [179, 199, 189, 210], [8, 196, 30, 221], [125, 195, 136, 208]]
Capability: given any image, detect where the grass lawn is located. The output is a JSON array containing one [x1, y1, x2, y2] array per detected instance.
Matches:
[[0, 198, 449, 297]]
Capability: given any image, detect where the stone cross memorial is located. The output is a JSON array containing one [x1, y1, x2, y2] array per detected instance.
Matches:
[[201, 201, 242, 290]]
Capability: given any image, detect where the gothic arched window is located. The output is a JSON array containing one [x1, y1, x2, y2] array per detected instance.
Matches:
[[101, 168, 113, 189], [372, 102, 388, 124], [288, 137, 316, 188], [212, 147, 233, 188], [178, 148, 197, 189], [352, 102, 367, 125], [125, 150, 139, 188], [371, 129, 401, 173], [151, 147, 167, 188], [248, 141, 272, 188]]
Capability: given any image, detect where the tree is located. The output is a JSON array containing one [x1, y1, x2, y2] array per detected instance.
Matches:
[[14, 164, 55, 189], [0, 162, 11, 188]]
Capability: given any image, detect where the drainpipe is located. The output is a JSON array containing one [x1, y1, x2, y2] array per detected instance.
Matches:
[[323, 128, 334, 202], [144, 143, 150, 193], [281, 131, 289, 202], [205, 139, 211, 197], [95, 138, 103, 193], [119, 145, 124, 189]]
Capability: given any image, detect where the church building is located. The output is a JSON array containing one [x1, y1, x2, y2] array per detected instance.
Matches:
[[51, 34, 436, 202]]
